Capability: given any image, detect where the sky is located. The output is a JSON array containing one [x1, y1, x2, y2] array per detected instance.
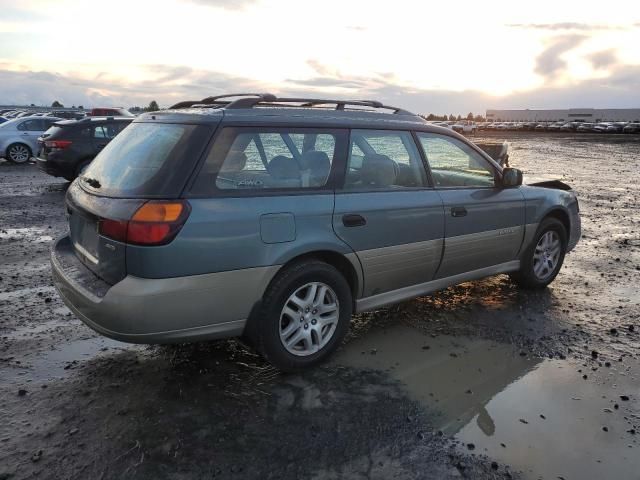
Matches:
[[0, 0, 639, 114]]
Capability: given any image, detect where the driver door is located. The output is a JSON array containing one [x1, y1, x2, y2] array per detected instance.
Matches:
[[416, 132, 525, 279]]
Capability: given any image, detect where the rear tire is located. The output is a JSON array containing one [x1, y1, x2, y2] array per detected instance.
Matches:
[[252, 260, 352, 371], [6, 143, 32, 164], [510, 217, 567, 289]]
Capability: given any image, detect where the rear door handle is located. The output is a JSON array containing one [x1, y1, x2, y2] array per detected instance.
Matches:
[[342, 214, 367, 227], [451, 206, 467, 217]]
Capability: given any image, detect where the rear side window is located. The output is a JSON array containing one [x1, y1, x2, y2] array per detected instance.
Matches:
[[82, 122, 211, 198], [93, 123, 125, 139], [18, 119, 42, 131], [191, 127, 343, 193], [344, 130, 428, 190], [44, 126, 64, 137]]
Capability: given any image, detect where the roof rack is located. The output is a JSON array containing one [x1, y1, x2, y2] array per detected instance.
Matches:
[[168, 93, 415, 115]]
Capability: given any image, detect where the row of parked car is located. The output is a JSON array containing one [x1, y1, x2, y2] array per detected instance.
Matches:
[[427, 120, 640, 134], [0, 111, 133, 178], [478, 121, 640, 133], [0, 107, 133, 123]]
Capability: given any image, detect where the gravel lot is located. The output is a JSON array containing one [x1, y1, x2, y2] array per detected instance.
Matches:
[[1, 133, 639, 479]]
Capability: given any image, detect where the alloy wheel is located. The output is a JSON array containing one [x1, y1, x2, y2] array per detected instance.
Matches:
[[533, 230, 561, 281], [279, 282, 339, 356], [8, 144, 30, 163]]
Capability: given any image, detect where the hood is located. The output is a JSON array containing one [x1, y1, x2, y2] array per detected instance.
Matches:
[[524, 174, 572, 191]]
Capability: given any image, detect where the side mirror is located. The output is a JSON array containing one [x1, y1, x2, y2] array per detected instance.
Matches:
[[501, 167, 523, 187]]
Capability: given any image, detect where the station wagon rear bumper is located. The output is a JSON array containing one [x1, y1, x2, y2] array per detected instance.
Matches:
[[51, 235, 279, 343]]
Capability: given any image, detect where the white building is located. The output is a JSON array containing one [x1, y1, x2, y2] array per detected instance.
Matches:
[[486, 108, 640, 123]]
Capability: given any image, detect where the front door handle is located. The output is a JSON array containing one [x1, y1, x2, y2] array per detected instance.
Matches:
[[451, 206, 467, 217], [342, 214, 367, 227]]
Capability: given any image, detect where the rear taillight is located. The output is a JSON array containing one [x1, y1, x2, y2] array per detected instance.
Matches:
[[98, 200, 190, 246], [44, 140, 72, 150]]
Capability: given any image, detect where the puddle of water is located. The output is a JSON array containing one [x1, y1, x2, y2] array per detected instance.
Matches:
[[335, 324, 640, 480], [612, 285, 640, 305], [4, 317, 71, 339], [8, 336, 134, 382], [0, 227, 54, 243], [0, 285, 55, 302]]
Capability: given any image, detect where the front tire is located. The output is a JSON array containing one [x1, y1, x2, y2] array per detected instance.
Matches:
[[511, 217, 567, 289], [6, 143, 32, 164], [253, 260, 352, 371]]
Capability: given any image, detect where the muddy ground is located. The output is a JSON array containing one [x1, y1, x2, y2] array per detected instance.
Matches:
[[1, 132, 639, 480]]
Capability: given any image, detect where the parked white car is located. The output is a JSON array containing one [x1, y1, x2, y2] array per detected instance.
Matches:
[[452, 120, 477, 134], [0, 116, 62, 163]]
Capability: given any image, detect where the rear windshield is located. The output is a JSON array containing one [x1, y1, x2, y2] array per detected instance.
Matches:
[[81, 122, 211, 198], [44, 126, 64, 137]]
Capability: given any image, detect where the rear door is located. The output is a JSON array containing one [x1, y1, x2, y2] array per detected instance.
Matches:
[[332, 129, 444, 298], [416, 132, 525, 279], [16, 119, 42, 152], [173, 126, 349, 280]]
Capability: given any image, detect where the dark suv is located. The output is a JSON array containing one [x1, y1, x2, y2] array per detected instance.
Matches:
[[36, 117, 132, 180]]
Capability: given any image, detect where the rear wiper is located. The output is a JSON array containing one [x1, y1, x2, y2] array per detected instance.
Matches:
[[81, 176, 101, 189]]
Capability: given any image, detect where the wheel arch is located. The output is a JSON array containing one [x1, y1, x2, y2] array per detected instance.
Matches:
[[273, 250, 362, 304], [6, 141, 33, 160], [242, 249, 362, 346], [543, 208, 571, 239]]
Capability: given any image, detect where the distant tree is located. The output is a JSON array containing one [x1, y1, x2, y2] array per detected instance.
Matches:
[[78, 105, 84, 110], [466, 112, 474, 120], [30, 103, 36, 107], [71, 105, 76, 109], [474, 114, 485, 122], [51, 100, 63, 108], [448, 114, 456, 121], [147, 100, 159, 112]]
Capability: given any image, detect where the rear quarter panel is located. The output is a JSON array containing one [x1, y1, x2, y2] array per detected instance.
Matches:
[[125, 194, 354, 279]]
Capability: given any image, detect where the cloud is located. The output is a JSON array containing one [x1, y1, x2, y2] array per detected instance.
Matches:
[[0, 65, 265, 107], [306, 59, 338, 77], [181, 0, 257, 10], [285, 76, 371, 89], [1, 62, 639, 115], [587, 49, 619, 70], [507, 22, 625, 31], [0, 6, 47, 22], [534, 34, 587, 79]]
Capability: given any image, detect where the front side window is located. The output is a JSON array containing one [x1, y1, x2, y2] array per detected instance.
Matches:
[[344, 130, 427, 190], [193, 128, 339, 192], [417, 133, 496, 188]]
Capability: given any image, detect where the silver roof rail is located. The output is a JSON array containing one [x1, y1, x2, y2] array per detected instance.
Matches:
[[169, 93, 276, 110], [169, 93, 416, 115]]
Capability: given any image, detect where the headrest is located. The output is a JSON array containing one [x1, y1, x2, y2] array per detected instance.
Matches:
[[299, 150, 330, 170], [220, 151, 247, 172], [267, 155, 300, 179], [360, 154, 398, 187]]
